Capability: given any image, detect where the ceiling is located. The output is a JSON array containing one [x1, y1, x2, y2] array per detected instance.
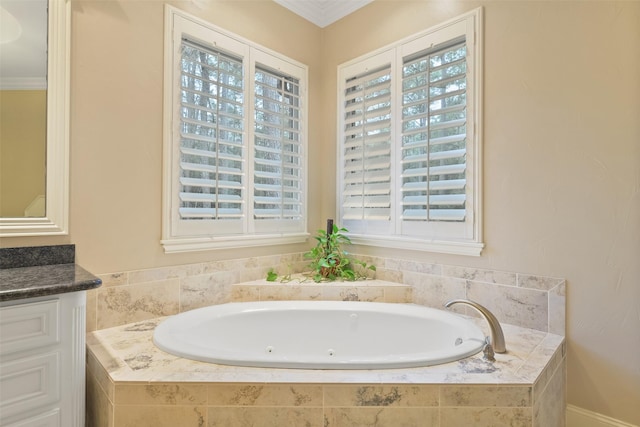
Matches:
[[273, 0, 373, 28], [0, 0, 48, 89]]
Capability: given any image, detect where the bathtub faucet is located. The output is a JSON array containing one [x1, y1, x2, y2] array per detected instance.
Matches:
[[444, 299, 506, 359]]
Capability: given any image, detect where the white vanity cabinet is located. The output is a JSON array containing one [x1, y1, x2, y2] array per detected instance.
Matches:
[[0, 291, 87, 427]]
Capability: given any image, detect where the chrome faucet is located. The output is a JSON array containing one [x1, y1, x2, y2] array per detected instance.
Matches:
[[444, 299, 507, 359]]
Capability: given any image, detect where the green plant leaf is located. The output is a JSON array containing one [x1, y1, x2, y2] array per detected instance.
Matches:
[[300, 223, 376, 282], [266, 270, 278, 282]]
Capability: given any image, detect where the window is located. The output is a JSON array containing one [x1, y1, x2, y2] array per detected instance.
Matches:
[[337, 9, 483, 255], [163, 7, 308, 252]]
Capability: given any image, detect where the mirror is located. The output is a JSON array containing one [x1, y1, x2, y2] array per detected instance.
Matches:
[[0, 0, 69, 236]]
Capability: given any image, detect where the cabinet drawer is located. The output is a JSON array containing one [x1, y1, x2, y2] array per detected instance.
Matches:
[[4, 409, 60, 427], [0, 300, 60, 356], [0, 352, 60, 422]]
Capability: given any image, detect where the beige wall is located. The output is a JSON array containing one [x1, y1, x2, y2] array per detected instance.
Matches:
[[321, 1, 640, 424], [4, 0, 323, 271], [2, 0, 639, 424], [0, 90, 47, 217]]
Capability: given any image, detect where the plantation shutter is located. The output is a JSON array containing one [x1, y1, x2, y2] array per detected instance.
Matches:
[[254, 66, 303, 221], [179, 39, 245, 221], [342, 65, 392, 221], [401, 39, 467, 222]]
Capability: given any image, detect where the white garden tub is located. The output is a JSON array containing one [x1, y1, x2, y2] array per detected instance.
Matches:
[[153, 301, 486, 369]]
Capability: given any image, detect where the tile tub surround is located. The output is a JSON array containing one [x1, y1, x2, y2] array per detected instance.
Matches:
[[87, 252, 565, 337], [86, 255, 566, 426], [86, 316, 566, 427]]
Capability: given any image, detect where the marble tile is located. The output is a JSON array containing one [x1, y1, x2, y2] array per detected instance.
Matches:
[[87, 348, 116, 402], [87, 306, 561, 387], [86, 368, 114, 427], [180, 272, 235, 312], [517, 274, 564, 291], [84, 254, 568, 427], [384, 258, 442, 275], [404, 272, 466, 311], [259, 283, 323, 301], [489, 325, 548, 376], [533, 360, 566, 427], [208, 384, 323, 406], [86, 309, 566, 426], [323, 385, 439, 407], [240, 256, 283, 269], [234, 278, 410, 303], [440, 385, 531, 407], [202, 259, 242, 274], [96, 280, 180, 329], [442, 265, 517, 286], [114, 405, 207, 427], [440, 407, 532, 427], [115, 383, 208, 405], [374, 267, 403, 283], [383, 285, 413, 303], [231, 285, 261, 301], [324, 407, 438, 427], [97, 272, 128, 288], [208, 407, 323, 427], [530, 338, 565, 404], [322, 285, 385, 302], [236, 266, 273, 284], [548, 282, 566, 335], [466, 280, 548, 332], [128, 264, 205, 284], [279, 252, 305, 266]]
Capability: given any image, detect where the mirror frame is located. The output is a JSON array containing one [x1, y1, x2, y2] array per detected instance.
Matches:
[[0, 0, 69, 236]]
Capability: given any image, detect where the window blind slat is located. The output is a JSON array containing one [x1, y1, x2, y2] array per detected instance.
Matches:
[[402, 209, 465, 221], [254, 66, 303, 221], [179, 40, 246, 221], [400, 42, 467, 223], [403, 194, 466, 206], [179, 207, 243, 219], [180, 177, 243, 189], [345, 67, 390, 89], [401, 178, 466, 191]]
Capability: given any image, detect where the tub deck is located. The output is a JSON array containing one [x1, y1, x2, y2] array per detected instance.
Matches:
[[86, 314, 565, 427]]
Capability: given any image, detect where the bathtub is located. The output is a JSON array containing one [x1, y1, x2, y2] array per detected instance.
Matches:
[[153, 300, 486, 369]]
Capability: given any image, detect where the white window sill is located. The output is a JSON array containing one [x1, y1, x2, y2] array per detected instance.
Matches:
[[161, 232, 310, 254], [347, 234, 484, 257]]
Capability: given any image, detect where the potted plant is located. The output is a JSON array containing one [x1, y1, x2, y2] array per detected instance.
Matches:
[[267, 220, 376, 282]]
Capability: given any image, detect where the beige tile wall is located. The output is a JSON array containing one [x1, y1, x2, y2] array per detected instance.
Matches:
[[88, 252, 565, 336], [86, 374, 568, 427], [89, 253, 307, 331]]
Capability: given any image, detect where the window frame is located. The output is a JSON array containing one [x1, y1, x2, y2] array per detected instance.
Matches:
[[162, 6, 309, 253], [336, 8, 483, 256]]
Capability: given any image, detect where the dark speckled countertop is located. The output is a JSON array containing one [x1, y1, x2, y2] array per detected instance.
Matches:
[[0, 263, 102, 301], [0, 244, 102, 302]]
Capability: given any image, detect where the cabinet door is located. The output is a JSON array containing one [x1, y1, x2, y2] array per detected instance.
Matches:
[[0, 352, 60, 422], [0, 300, 60, 356], [3, 409, 60, 427]]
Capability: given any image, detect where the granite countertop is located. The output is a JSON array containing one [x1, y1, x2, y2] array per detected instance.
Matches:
[[0, 244, 101, 302], [0, 263, 102, 302]]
